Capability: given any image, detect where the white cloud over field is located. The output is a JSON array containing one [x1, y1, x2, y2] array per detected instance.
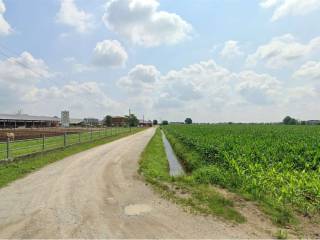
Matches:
[[293, 61, 320, 80], [0, 0, 12, 35], [0, 51, 122, 117], [246, 34, 320, 69], [220, 40, 243, 59], [102, 0, 192, 47], [56, 0, 94, 33], [260, 0, 320, 21], [92, 40, 128, 68]]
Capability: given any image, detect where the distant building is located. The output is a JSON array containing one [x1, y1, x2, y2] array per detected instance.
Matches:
[[111, 116, 127, 127], [306, 120, 320, 125], [70, 118, 84, 127], [139, 119, 153, 127], [61, 111, 70, 128], [83, 118, 99, 126], [0, 113, 60, 128]]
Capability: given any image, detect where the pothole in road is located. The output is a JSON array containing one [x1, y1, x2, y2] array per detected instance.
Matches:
[[124, 204, 152, 216]]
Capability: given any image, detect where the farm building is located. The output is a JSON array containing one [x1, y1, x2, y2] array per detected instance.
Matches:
[[70, 118, 84, 127], [111, 116, 127, 127], [0, 113, 60, 129], [139, 119, 153, 127], [83, 118, 100, 127], [306, 120, 320, 125]]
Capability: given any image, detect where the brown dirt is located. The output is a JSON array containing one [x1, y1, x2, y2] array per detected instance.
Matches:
[[0, 128, 276, 238], [0, 127, 105, 141]]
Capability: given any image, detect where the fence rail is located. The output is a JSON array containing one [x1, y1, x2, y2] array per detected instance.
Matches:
[[0, 127, 132, 162]]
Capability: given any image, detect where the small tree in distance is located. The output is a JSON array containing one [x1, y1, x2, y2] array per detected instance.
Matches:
[[162, 120, 169, 125], [153, 120, 158, 125], [283, 116, 298, 125], [104, 115, 112, 127], [126, 114, 139, 127], [185, 118, 192, 124]]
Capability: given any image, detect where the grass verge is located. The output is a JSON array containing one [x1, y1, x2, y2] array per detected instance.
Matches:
[[0, 128, 143, 188], [139, 128, 245, 223]]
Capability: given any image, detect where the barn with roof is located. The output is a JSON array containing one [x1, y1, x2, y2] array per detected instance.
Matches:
[[0, 113, 60, 128]]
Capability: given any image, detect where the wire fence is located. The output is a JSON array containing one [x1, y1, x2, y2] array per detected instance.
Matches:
[[0, 127, 133, 162]]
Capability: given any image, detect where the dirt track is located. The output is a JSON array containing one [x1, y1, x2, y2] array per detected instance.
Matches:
[[0, 128, 272, 238]]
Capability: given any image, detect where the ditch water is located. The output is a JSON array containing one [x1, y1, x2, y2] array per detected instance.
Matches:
[[161, 130, 185, 177]]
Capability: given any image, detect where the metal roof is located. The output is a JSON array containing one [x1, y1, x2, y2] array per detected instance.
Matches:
[[0, 113, 60, 122], [70, 118, 84, 124]]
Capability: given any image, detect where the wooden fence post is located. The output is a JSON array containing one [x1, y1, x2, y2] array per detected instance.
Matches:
[[64, 133, 67, 147], [42, 134, 45, 151], [78, 132, 81, 143], [6, 137, 10, 160]]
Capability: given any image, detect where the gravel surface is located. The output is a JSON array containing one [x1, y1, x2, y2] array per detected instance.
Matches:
[[0, 128, 271, 238]]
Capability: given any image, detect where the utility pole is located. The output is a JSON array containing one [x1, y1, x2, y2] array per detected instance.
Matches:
[[129, 108, 131, 132]]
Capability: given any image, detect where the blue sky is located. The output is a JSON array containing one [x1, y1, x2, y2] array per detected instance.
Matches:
[[0, 0, 320, 122]]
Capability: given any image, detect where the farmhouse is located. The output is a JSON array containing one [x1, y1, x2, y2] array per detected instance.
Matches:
[[306, 120, 320, 125], [112, 116, 127, 127], [83, 118, 100, 127], [70, 118, 84, 127], [139, 119, 153, 127], [0, 113, 60, 129]]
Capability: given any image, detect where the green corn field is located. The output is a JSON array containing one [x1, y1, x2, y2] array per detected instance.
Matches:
[[163, 124, 320, 216]]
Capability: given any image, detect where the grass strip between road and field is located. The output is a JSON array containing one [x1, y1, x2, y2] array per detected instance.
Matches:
[[139, 128, 245, 223], [0, 128, 144, 189]]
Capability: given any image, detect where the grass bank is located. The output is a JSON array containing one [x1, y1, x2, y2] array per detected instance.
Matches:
[[139, 128, 245, 223], [0, 128, 143, 188]]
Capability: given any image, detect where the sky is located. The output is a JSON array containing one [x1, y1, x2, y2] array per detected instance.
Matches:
[[0, 0, 320, 122]]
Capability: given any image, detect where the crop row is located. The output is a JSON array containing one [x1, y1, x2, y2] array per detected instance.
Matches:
[[164, 124, 320, 217]]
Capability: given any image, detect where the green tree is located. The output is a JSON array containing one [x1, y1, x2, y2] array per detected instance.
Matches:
[[283, 116, 298, 125], [104, 115, 112, 127], [185, 118, 192, 124], [126, 114, 139, 127], [162, 120, 169, 125], [283, 116, 292, 125], [153, 120, 158, 125]]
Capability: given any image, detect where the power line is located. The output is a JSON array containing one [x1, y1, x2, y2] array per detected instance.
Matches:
[[0, 41, 21, 57], [0, 42, 46, 79], [0, 42, 79, 88]]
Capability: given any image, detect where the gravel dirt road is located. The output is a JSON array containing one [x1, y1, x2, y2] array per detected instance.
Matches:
[[0, 128, 272, 238]]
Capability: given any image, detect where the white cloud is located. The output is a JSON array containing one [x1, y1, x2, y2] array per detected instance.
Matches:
[[92, 40, 128, 68], [236, 71, 281, 105], [293, 61, 320, 80], [63, 40, 128, 72], [56, 0, 94, 33], [63, 57, 94, 73], [23, 81, 122, 118], [0, 0, 12, 35], [159, 60, 231, 105], [102, 0, 192, 47], [220, 40, 243, 59], [120, 59, 315, 122], [117, 60, 286, 121], [0, 51, 121, 117], [260, 0, 320, 21], [117, 64, 160, 93], [0, 51, 50, 85], [0, 52, 51, 111], [246, 34, 320, 69]]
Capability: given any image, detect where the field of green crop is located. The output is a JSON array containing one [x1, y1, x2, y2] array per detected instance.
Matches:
[[163, 124, 320, 219], [0, 128, 130, 161]]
